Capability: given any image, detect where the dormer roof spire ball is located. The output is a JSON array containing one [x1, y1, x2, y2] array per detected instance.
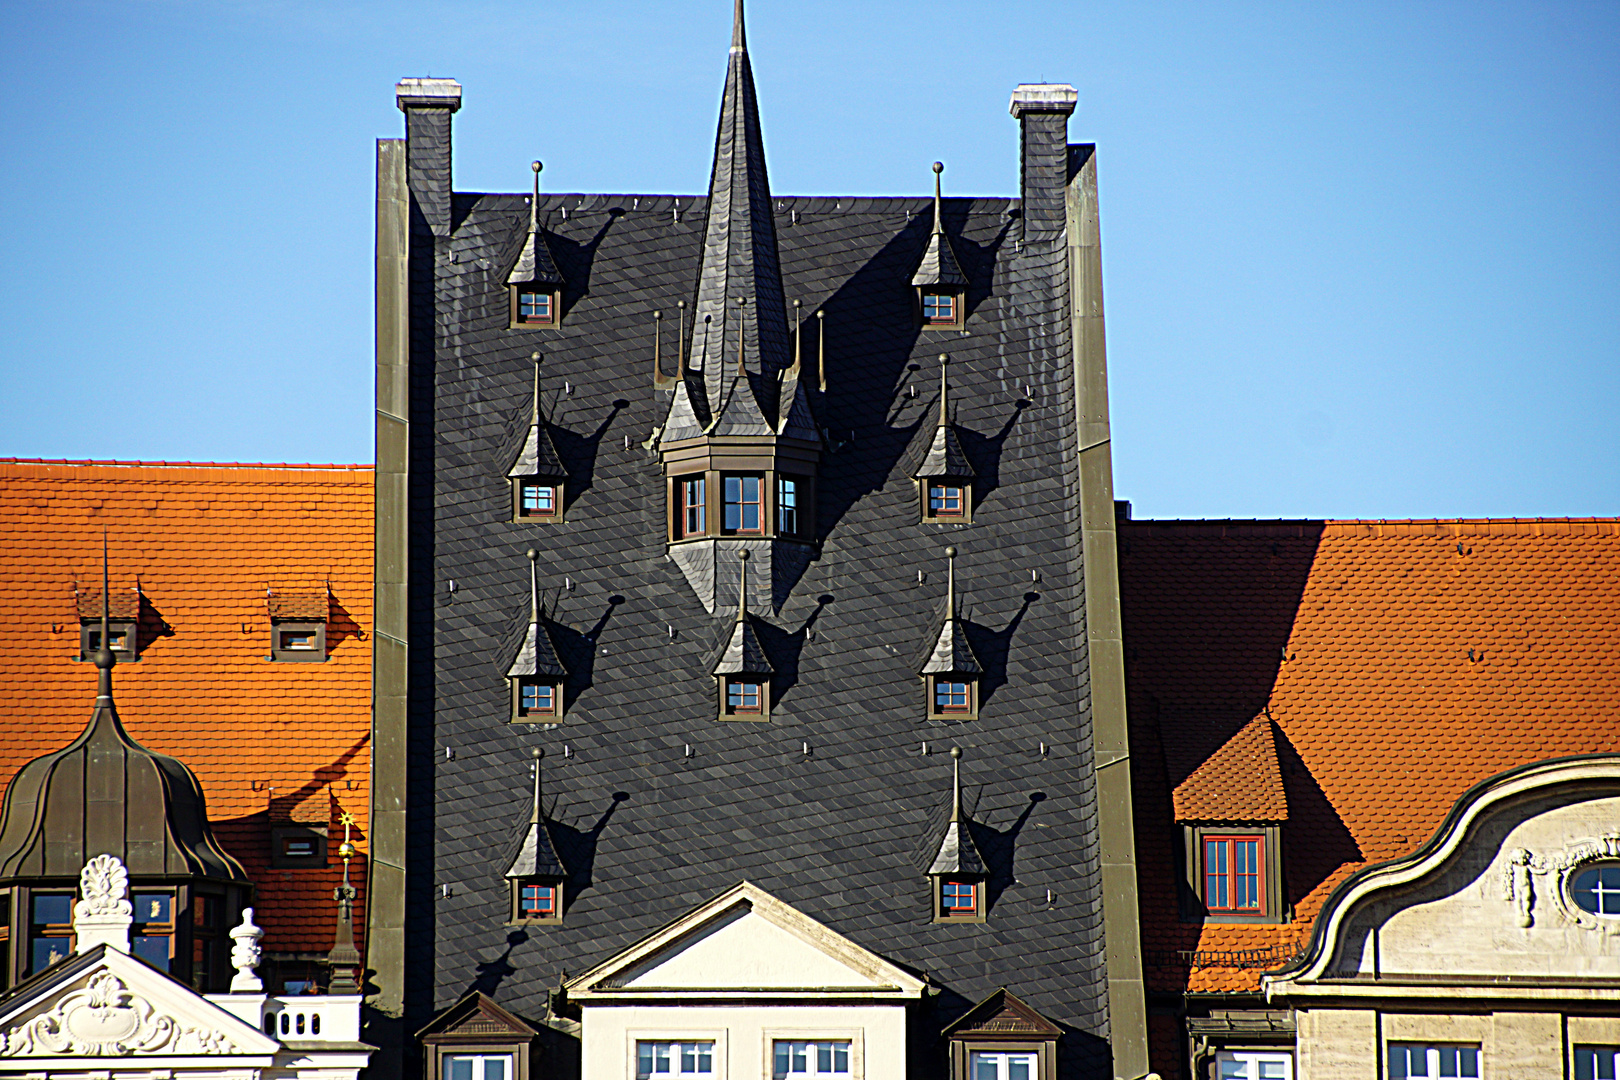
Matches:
[[529, 746, 545, 827], [531, 352, 543, 424], [530, 161, 542, 233], [527, 548, 540, 621], [950, 745, 964, 823], [932, 161, 945, 237], [939, 353, 950, 428], [945, 545, 958, 621], [736, 549, 751, 624]]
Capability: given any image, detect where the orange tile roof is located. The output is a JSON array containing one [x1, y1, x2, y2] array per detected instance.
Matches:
[[1167, 712, 1288, 823], [1120, 518, 1620, 1003], [0, 459, 374, 956]]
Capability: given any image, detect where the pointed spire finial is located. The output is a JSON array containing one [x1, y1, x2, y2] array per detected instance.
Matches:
[[95, 529, 115, 699], [945, 545, 958, 621], [732, 0, 746, 53], [737, 549, 751, 623], [527, 548, 540, 621], [939, 353, 950, 427], [949, 745, 964, 823], [932, 161, 945, 237], [531, 351, 543, 424], [531, 161, 543, 233]]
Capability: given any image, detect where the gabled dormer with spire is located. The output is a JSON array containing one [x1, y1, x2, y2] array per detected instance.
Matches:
[[919, 546, 982, 720], [710, 550, 773, 720], [926, 748, 988, 922], [657, 0, 822, 617], [507, 353, 568, 522], [914, 354, 977, 524], [505, 549, 566, 721], [505, 161, 565, 327], [0, 539, 251, 989], [502, 748, 567, 924], [913, 161, 969, 329]]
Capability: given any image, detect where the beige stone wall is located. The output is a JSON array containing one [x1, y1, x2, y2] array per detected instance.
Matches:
[[1295, 1006, 1607, 1079], [1295, 1008, 1376, 1080]]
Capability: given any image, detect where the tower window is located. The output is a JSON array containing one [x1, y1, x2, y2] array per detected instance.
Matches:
[[777, 475, 800, 535], [677, 475, 706, 538], [723, 475, 763, 533]]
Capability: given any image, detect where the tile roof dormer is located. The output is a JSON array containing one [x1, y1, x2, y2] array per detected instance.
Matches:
[[504, 161, 564, 290], [502, 748, 567, 881], [912, 161, 968, 289], [1168, 712, 1288, 823], [73, 585, 141, 621], [927, 748, 987, 876]]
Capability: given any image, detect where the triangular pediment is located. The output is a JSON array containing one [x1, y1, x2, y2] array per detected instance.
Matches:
[[943, 988, 1062, 1040], [0, 945, 279, 1059], [567, 882, 926, 1001], [416, 991, 540, 1043]]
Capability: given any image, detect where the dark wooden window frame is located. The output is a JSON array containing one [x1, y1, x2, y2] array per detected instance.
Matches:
[[512, 478, 563, 523], [509, 286, 561, 329], [925, 674, 978, 721], [508, 878, 564, 926], [718, 675, 771, 722], [920, 478, 974, 525], [424, 1042, 530, 1080], [917, 287, 966, 330], [270, 619, 327, 663], [511, 676, 563, 722], [1181, 822, 1286, 924], [776, 474, 804, 537], [270, 825, 330, 869], [722, 473, 766, 535], [949, 1040, 1055, 1080], [79, 618, 140, 662], [931, 874, 987, 924]]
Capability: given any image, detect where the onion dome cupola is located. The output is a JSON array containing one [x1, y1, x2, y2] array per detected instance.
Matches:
[[502, 748, 567, 924], [913, 162, 968, 329], [657, 0, 821, 617], [506, 549, 567, 721], [919, 546, 982, 720], [710, 550, 774, 720], [508, 354, 569, 522], [0, 547, 250, 987], [505, 161, 565, 328], [926, 748, 988, 922], [914, 354, 976, 523]]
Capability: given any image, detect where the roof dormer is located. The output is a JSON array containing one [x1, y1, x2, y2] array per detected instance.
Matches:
[[507, 353, 568, 522], [919, 546, 982, 719], [914, 354, 977, 524], [505, 550, 566, 722], [913, 162, 968, 329], [505, 161, 565, 328], [711, 550, 773, 720]]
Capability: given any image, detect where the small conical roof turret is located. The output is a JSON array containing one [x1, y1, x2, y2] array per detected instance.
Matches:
[[926, 747, 987, 875], [505, 161, 565, 288], [912, 162, 968, 288], [503, 748, 567, 880]]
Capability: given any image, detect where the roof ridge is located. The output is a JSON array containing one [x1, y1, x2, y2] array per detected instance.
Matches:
[[0, 458, 372, 471], [1121, 516, 1619, 536]]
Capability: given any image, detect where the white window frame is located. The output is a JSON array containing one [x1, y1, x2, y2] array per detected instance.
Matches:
[[1575, 1045, 1620, 1080], [763, 1029, 864, 1080], [629, 1031, 727, 1080], [968, 1049, 1040, 1080], [1387, 1043, 1481, 1079], [772, 1039, 853, 1079], [441, 1052, 515, 1080], [1214, 1049, 1293, 1080]]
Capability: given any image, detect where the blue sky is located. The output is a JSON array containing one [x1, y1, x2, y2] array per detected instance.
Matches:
[[1, 0, 1615, 518]]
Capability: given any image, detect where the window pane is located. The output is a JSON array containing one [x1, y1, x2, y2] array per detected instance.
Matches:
[[134, 893, 172, 923], [32, 894, 72, 924], [972, 1056, 998, 1080], [483, 1059, 508, 1080], [446, 1058, 474, 1080], [132, 934, 171, 971], [1008, 1057, 1031, 1080], [30, 936, 70, 974]]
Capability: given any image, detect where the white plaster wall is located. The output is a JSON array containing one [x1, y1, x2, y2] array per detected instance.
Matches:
[[580, 1004, 907, 1080], [1331, 792, 1620, 980], [621, 910, 877, 990]]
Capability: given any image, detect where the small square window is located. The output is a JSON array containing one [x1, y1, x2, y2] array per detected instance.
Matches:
[[928, 483, 966, 517], [80, 619, 139, 661], [280, 631, 317, 651], [923, 293, 956, 323], [519, 481, 557, 518], [927, 675, 977, 719], [935, 876, 984, 922], [271, 826, 329, 868], [270, 620, 326, 662], [727, 679, 763, 713], [520, 883, 556, 918], [512, 287, 559, 327], [514, 677, 560, 720]]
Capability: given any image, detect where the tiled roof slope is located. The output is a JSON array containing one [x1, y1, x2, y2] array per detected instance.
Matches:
[[1120, 517, 1620, 1001], [1168, 712, 1287, 823], [0, 460, 373, 954], [411, 180, 1105, 1045]]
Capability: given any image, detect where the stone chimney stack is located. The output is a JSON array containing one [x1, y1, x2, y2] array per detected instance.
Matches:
[[1009, 84, 1077, 246], [395, 78, 462, 238]]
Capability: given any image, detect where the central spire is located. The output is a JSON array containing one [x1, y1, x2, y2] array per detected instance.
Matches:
[[688, 0, 790, 415]]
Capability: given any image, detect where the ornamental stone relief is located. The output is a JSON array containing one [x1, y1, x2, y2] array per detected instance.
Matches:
[[0, 970, 240, 1056], [1500, 833, 1620, 935]]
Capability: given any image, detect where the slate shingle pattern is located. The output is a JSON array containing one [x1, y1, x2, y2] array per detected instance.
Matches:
[[1120, 518, 1620, 1012], [406, 171, 1108, 1056], [0, 459, 373, 955]]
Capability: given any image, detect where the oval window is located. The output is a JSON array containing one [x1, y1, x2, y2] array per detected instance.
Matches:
[[1570, 864, 1620, 916]]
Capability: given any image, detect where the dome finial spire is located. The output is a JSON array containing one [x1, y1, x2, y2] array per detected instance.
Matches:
[[732, 0, 746, 53], [95, 528, 115, 700]]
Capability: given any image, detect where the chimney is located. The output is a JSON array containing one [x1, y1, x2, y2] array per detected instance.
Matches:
[[1009, 84, 1077, 246], [395, 78, 462, 238]]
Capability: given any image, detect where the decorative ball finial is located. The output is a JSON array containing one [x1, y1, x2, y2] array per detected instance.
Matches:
[[526, 548, 538, 561], [531, 351, 540, 361], [933, 161, 944, 175], [532, 160, 542, 174], [950, 746, 962, 759], [739, 550, 751, 562], [532, 746, 543, 759], [946, 546, 957, 558], [939, 353, 948, 364]]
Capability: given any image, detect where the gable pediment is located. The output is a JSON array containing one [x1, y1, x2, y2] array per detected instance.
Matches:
[[944, 988, 1062, 1040], [567, 882, 926, 1002], [417, 991, 540, 1044], [0, 946, 278, 1059]]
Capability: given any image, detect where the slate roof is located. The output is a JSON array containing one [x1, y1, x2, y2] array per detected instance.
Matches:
[[0, 459, 373, 955], [406, 120, 1102, 1062], [1120, 517, 1620, 1017]]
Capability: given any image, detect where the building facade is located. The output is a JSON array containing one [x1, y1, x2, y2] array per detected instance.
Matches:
[[365, 3, 1147, 1077]]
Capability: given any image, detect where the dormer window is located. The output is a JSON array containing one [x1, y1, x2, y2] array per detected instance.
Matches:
[[510, 877, 562, 925], [512, 288, 558, 326], [76, 587, 141, 661], [513, 676, 561, 720], [921, 290, 964, 328], [941, 879, 978, 917], [723, 475, 764, 534], [927, 482, 967, 519], [518, 480, 558, 519], [725, 678, 765, 716], [1181, 823, 1284, 923], [927, 674, 978, 719], [271, 619, 327, 662], [81, 623, 137, 661]]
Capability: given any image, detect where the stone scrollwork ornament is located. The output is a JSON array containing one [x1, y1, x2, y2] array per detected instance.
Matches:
[[75, 854, 133, 920], [1499, 835, 1620, 935], [0, 970, 240, 1056]]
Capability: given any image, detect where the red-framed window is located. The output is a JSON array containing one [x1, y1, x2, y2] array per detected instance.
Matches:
[[679, 476, 706, 537], [1203, 835, 1264, 913], [520, 482, 556, 517], [933, 678, 971, 713], [518, 291, 553, 323], [928, 484, 964, 517], [517, 679, 557, 718], [922, 293, 957, 324], [723, 475, 763, 534], [727, 679, 763, 714], [519, 883, 558, 918], [941, 879, 977, 916]]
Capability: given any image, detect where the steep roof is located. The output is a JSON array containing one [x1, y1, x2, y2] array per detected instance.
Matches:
[[0, 459, 373, 955], [1120, 517, 1620, 997]]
